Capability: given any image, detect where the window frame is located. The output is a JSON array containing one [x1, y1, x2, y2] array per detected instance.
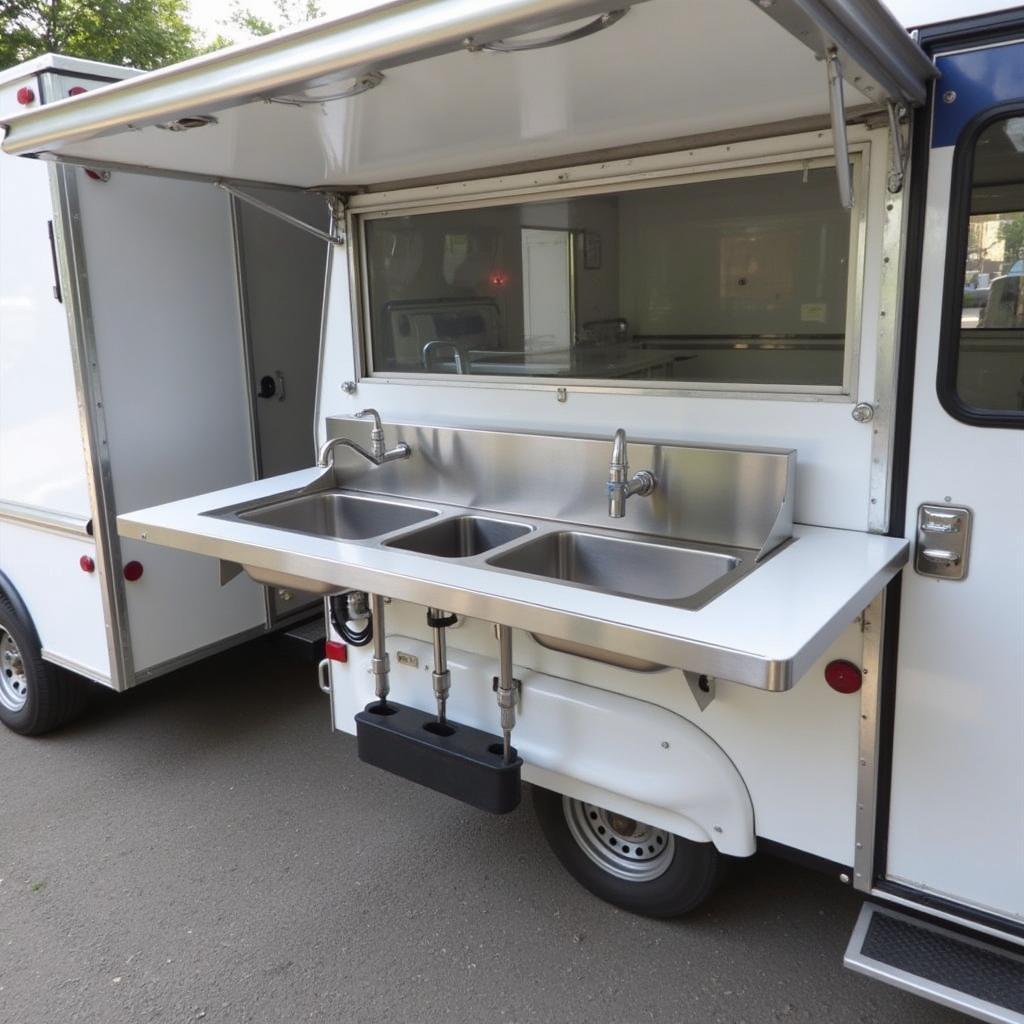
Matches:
[[937, 101, 1024, 428], [349, 144, 868, 400]]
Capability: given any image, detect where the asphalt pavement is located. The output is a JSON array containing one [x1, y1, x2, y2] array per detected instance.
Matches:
[[0, 640, 967, 1024]]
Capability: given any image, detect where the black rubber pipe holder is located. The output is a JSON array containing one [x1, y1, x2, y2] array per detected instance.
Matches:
[[355, 701, 522, 814]]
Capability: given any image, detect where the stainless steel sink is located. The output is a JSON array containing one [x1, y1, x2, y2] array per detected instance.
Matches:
[[488, 530, 743, 608], [387, 515, 531, 558], [236, 492, 437, 541]]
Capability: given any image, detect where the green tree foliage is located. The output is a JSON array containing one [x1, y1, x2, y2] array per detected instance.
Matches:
[[0, 0, 197, 71], [210, 0, 323, 45], [998, 215, 1024, 269]]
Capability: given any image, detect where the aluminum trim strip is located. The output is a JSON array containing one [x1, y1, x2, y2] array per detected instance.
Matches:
[[0, 502, 91, 539]]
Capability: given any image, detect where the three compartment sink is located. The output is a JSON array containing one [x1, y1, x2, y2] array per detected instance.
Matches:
[[213, 485, 755, 610], [387, 515, 531, 557], [487, 530, 742, 608], [237, 492, 436, 541]]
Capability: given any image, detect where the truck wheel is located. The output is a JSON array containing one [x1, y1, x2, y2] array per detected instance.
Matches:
[[532, 786, 722, 918], [0, 594, 87, 736]]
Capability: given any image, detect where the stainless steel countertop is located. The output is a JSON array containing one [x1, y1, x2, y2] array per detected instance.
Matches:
[[118, 467, 908, 691]]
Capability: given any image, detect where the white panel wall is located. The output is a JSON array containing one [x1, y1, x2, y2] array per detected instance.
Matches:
[[75, 171, 267, 672], [0, 522, 110, 680], [333, 605, 866, 864], [0, 78, 91, 517]]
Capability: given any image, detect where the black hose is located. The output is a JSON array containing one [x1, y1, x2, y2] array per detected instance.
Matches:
[[329, 594, 373, 647]]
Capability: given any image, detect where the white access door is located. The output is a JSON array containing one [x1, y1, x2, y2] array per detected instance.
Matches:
[[887, 34, 1024, 924]]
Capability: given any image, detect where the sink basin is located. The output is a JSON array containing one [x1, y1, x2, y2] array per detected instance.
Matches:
[[236, 492, 436, 541], [387, 515, 531, 557], [488, 530, 742, 607]]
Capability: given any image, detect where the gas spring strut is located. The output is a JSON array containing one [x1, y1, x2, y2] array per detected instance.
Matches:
[[426, 608, 457, 726], [495, 625, 517, 764], [370, 594, 390, 707]]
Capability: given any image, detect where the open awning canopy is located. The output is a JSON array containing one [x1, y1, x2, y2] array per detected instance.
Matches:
[[1, 0, 936, 191]]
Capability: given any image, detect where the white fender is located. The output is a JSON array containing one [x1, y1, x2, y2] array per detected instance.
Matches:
[[333, 635, 756, 857]]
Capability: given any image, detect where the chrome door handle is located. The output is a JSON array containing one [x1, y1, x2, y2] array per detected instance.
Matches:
[[915, 504, 971, 580]]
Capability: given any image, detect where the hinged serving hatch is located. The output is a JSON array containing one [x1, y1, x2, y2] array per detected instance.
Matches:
[[2, 0, 934, 191]]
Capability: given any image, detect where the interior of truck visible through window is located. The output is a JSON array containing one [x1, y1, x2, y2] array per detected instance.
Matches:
[[362, 162, 855, 390]]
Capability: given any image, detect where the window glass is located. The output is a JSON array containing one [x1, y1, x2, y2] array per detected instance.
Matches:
[[364, 165, 852, 386], [955, 116, 1024, 412]]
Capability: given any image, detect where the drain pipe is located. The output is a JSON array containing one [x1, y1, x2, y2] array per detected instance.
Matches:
[[427, 608, 455, 726], [495, 624, 517, 763], [370, 594, 390, 706]]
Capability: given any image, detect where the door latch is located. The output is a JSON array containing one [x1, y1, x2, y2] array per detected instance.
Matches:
[[915, 504, 972, 581]]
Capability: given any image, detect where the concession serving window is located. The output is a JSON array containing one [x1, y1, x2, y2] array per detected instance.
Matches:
[[360, 157, 861, 391]]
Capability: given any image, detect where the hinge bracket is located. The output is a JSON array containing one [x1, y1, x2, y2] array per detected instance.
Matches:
[[216, 181, 344, 245]]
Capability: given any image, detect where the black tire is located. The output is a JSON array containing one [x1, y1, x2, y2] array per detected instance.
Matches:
[[0, 592, 88, 736], [532, 785, 722, 918]]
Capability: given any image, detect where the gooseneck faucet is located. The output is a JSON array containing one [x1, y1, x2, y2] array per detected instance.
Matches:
[[317, 408, 412, 469], [607, 428, 656, 518]]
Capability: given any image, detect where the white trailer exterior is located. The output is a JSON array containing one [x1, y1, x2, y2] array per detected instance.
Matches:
[[0, 55, 328, 728], [2, 2, 1023, 1018]]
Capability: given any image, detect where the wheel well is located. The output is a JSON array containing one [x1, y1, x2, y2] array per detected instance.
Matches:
[[0, 569, 39, 645]]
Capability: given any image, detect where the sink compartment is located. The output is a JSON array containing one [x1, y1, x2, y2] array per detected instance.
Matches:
[[236, 492, 436, 541], [386, 514, 531, 558], [489, 530, 742, 607]]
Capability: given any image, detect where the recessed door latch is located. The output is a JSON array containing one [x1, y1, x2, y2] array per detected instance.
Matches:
[[915, 504, 972, 580]]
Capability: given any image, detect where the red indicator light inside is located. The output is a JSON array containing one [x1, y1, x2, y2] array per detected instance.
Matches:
[[824, 659, 862, 694], [325, 640, 348, 663], [488, 271, 509, 287], [123, 560, 144, 582], [16, 87, 35, 105], [68, 86, 88, 97], [79, 555, 95, 573]]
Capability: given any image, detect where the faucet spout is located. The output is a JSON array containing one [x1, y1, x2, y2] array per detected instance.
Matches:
[[318, 410, 411, 470], [607, 428, 656, 518]]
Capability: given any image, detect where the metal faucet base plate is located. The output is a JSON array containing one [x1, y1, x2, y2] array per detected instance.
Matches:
[[355, 701, 522, 814]]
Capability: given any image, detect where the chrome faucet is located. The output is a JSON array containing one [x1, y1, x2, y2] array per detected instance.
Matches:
[[607, 428, 656, 518], [317, 408, 412, 468]]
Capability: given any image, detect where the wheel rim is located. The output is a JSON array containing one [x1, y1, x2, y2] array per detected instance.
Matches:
[[0, 629, 28, 712], [563, 797, 675, 883]]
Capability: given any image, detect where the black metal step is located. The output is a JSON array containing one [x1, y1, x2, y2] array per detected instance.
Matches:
[[845, 904, 1024, 1023], [355, 700, 522, 814], [274, 615, 326, 663]]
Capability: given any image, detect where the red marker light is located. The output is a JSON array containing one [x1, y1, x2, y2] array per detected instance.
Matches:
[[325, 640, 348, 663], [16, 87, 35, 105], [123, 560, 144, 582], [79, 555, 95, 573], [824, 659, 862, 694], [68, 86, 88, 97]]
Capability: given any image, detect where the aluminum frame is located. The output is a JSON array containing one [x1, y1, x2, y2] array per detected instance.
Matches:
[[47, 158, 134, 692], [350, 138, 870, 401], [853, 591, 884, 892]]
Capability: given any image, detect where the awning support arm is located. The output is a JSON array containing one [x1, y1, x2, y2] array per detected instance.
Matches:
[[886, 101, 909, 194], [826, 48, 854, 210], [216, 182, 344, 245]]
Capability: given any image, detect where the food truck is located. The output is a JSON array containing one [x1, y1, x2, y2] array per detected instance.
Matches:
[[2, 2, 1022, 1017]]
